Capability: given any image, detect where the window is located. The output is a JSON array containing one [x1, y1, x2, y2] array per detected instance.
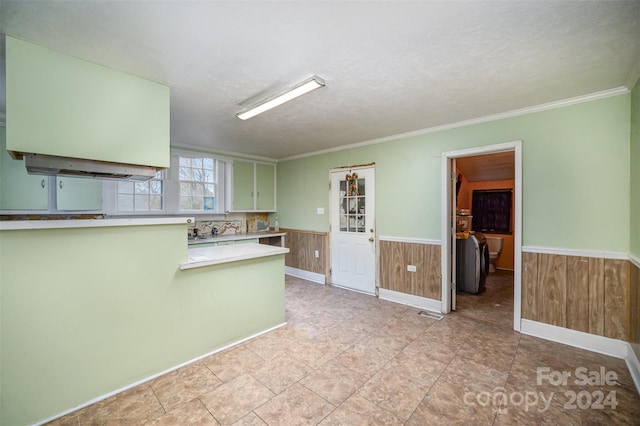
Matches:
[[116, 171, 164, 211], [471, 189, 512, 234], [178, 156, 217, 211]]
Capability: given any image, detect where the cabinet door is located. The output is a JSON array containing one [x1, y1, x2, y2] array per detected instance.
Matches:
[[256, 163, 275, 211], [0, 128, 49, 210], [232, 160, 255, 211], [56, 177, 103, 211]]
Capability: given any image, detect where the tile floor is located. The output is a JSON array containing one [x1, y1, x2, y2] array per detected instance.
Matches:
[[49, 272, 639, 425]]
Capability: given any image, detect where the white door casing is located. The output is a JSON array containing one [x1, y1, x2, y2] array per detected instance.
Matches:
[[441, 141, 522, 331], [330, 166, 376, 295]]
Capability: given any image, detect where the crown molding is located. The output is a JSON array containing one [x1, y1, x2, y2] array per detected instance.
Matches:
[[170, 143, 279, 163], [279, 87, 629, 162]]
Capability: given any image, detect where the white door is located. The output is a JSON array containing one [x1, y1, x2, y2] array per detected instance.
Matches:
[[330, 167, 376, 294]]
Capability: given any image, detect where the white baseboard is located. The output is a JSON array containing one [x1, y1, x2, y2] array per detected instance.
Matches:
[[630, 253, 640, 269], [520, 319, 628, 359], [285, 266, 325, 284], [34, 322, 287, 426], [626, 344, 640, 395], [378, 288, 441, 312]]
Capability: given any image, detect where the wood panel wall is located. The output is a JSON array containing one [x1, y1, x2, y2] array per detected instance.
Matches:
[[522, 252, 631, 341], [630, 261, 640, 354], [379, 240, 441, 300], [282, 229, 329, 280]]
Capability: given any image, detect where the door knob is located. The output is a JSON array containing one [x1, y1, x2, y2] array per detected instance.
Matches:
[[369, 237, 374, 242]]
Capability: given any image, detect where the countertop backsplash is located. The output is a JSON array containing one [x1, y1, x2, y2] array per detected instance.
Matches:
[[189, 212, 269, 237]]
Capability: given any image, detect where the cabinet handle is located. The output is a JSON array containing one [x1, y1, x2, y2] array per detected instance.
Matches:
[[59, 180, 63, 189], [251, 191, 254, 196], [257, 191, 260, 197], [41, 179, 46, 189]]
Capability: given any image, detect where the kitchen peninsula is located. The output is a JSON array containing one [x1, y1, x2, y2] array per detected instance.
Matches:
[[0, 217, 288, 426]]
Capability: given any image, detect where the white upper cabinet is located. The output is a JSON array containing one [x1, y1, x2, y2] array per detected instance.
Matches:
[[5, 36, 170, 168], [229, 160, 276, 212]]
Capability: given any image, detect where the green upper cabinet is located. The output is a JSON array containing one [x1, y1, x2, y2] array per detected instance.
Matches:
[[256, 163, 276, 211], [56, 177, 102, 211], [5, 36, 170, 168], [0, 127, 49, 210], [230, 160, 276, 212], [232, 160, 256, 211]]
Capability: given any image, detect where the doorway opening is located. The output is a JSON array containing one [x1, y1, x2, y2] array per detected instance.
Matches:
[[441, 142, 522, 331]]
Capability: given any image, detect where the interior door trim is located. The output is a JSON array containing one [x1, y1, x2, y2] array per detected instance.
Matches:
[[440, 141, 523, 332]]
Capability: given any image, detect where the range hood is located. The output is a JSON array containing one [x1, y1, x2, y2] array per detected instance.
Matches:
[[23, 153, 160, 181]]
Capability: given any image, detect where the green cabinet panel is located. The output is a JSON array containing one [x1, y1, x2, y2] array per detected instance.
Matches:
[[256, 163, 276, 211], [230, 160, 276, 212], [56, 177, 103, 211], [232, 160, 255, 211], [5, 36, 170, 167], [0, 128, 48, 210]]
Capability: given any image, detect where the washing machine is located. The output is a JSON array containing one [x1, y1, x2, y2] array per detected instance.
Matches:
[[456, 232, 489, 294]]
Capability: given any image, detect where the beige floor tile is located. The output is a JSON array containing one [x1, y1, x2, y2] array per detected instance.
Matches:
[[253, 383, 335, 425], [76, 385, 165, 425], [402, 337, 462, 365], [203, 346, 265, 383], [251, 354, 312, 394], [406, 376, 498, 426], [243, 334, 299, 361], [356, 369, 430, 420], [334, 343, 394, 378], [231, 412, 267, 425], [318, 394, 404, 425], [383, 350, 447, 388], [300, 360, 368, 405], [441, 356, 509, 393], [199, 374, 274, 425], [288, 334, 349, 369], [147, 398, 219, 425], [150, 362, 222, 411]]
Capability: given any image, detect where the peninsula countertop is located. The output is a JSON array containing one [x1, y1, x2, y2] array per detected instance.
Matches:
[[181, 242, 289, 269]]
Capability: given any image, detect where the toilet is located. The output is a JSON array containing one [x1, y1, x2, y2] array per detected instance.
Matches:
[[485, 236, 504, 273]]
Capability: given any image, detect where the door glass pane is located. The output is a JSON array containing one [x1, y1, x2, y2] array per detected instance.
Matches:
[[339, 175, 366, 233]]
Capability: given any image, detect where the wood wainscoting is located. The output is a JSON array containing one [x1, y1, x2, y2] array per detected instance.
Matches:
[[522, 251, 632, 341], [282, 228, 329, 283], [631, 259, 640, 360], [379, 239, 441, 300]]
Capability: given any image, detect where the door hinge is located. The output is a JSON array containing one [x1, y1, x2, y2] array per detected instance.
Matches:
[[451, 172, 456, 181], [328, 181, 331, 190], [329, 224, 332, 232]]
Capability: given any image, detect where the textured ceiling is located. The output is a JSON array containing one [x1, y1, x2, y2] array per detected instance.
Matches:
[[1, 1, 639, 161]]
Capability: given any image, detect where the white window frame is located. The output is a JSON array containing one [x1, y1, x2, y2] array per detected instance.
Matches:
[[104, 149, 229, 216], [166, 150, 228, 215]]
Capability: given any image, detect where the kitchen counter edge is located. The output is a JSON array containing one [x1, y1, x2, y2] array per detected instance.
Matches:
[[0, 217, 194, 231], [181, 243, 289, 269]]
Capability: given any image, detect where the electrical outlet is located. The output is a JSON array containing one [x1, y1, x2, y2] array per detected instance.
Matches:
[[314, 250, 320, 258], [407, 265, 416, 272], [317, 207, 324, 215]]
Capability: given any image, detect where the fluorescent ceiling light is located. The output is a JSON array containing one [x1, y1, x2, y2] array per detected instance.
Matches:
[[237, 76, 325, 120]]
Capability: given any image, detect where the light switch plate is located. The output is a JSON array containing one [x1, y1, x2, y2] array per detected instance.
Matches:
[[407, 265, 416, 272], [317, 207, 324, 215], [314, 250, 320, 258]]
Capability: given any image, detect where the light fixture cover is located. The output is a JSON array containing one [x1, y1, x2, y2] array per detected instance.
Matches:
[[237, 76, 325, 120]]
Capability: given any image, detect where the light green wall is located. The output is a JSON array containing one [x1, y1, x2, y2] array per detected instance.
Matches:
[[277, 94, 631, 252], [6, 36, 170, 167], [0, 224, 285, 425], [631, 80, 640, 258]]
